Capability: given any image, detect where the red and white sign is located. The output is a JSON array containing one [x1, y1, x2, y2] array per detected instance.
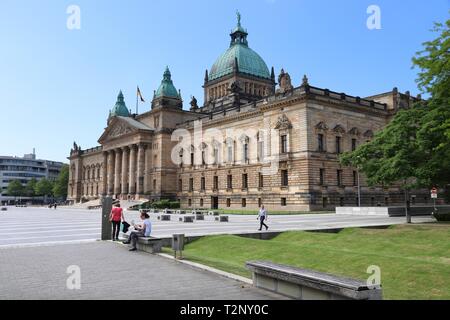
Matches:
[[431, 188, 438, 199]]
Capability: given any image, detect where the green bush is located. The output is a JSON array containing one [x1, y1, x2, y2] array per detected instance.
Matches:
[[141, 199, 180, 210], [433, 212, 450, 222]]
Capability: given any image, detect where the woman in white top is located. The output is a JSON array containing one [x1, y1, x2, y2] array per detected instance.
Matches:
[[257, 205, 269, 231], [123, 212, 152, 251]]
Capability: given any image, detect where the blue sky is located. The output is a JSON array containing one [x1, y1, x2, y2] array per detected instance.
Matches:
[[0, 0, 448, 163]]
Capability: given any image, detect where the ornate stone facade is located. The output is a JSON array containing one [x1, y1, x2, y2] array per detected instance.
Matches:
[[68, 15, 428, 211]]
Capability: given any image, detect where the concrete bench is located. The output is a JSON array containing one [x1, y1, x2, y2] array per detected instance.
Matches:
[[179, 216, 195, 223], [246, 261, 382, 300], [157, 215, 171, 221], [124, 235, 163, 254], [195, 213, 205, 221], [215, 215, 229, 222]]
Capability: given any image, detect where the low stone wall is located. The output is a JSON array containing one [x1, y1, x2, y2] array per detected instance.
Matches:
[[336, 206, 450, 217]]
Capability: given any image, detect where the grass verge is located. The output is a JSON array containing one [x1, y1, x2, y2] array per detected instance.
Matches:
[[171, 224, 450, 300]]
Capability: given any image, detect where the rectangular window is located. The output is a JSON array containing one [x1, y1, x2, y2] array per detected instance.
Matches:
[[320, 169, 325, 186], [318, 134, 324, 152], [189, 178, 194, 192], [200, 198, 204, 207], [188, 199, 192, 207], [213, 176, 219, 190], [178, 179, 182, 192], [227, 175, 232, 189], [258, 173, 264, 188], [226, 198, 231, 207], [340, 197, 345, 207], [242, 198, 246, 207], [243, 144, 249, 162], [190, 153, 194, 166], [258, 198, 262, 207], [281, 170, 288, 187], [336, 136, 341, 154], [201, 151, 206, 165], [257, 141, 264, 161], [352, 139, 357, 151], [281, 135, 288, 154], [227, 146, 233, 163], [242, 174, 248, 189], [322, 197, 328, 208], [337, 170, 343, 186], [213, 148, 219, 164], [281, 198, 287, 206], [153, 179, 156, 190], [200, 177, 205, 191], [353, 171, 358, 186]]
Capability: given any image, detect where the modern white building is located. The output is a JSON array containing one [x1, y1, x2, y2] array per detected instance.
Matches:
[[0, 151, 65, 204]]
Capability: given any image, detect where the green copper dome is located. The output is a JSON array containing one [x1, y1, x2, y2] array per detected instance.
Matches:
[[209, 13, 271, 81], [109, 91, 130, 117], [155, 67, 180, 99]]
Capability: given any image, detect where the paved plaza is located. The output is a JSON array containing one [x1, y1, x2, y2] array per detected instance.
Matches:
[[0, 241, 285, 300], [0, 206, 434, 247]]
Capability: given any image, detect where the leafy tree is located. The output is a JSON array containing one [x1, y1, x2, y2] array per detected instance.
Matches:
[[7, 180, 25, 199], [35, 179, 54, 197], [53, 165, 69, 199], [412, 20, 450, 188], [340, 19, 450, 221], [25, 178, 37, 198]]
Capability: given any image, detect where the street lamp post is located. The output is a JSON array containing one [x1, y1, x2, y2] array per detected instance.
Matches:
[[357, 170, 361, 207]]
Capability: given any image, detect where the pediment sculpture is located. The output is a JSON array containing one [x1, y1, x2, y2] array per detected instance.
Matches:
[[275, 114, 292, 130], [108, 123, 134, 139]]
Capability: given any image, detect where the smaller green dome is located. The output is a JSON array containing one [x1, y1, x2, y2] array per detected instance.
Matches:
[[155, 67, 180, 99], [109, 91, 130, 117]]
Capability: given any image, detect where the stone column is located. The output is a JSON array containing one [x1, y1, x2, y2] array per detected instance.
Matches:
[[107, 150, 115, 196], [114, 149, 122, 196], [136, 144, 146, 195], [121, 147, 129, 196], [144, 146, 151, 194], [102, 152, 108, 196], [129, 145, 137, 195]]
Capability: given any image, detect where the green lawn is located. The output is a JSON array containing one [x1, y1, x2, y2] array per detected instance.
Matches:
[[171, 224, 450, 300]]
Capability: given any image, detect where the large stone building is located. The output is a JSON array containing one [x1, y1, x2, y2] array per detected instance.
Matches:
[[68, 15, 428, 211]]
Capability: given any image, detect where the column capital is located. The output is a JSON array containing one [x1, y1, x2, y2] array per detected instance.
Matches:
[[137, 142, 146, 148]]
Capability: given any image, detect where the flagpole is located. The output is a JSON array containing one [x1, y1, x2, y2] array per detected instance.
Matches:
[[136, 86, 139, 115]]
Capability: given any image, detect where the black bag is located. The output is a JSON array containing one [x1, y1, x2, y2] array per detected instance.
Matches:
[[121, 221, 131, 233]]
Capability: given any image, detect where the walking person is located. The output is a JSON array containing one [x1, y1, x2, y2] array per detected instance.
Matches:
[[257, 205, 269, 231], [123, 212, 151, 251], [109, 203, 124, 241]]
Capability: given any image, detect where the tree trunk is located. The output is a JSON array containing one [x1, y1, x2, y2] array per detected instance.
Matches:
[[404, 188, 411, 224]]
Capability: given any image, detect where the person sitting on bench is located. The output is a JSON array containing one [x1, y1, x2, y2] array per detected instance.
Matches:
[[123, 212, 152, 251]]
